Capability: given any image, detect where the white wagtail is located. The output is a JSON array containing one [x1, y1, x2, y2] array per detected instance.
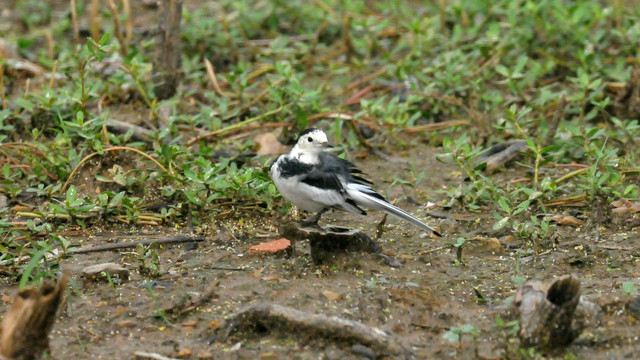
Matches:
[[269, 128, 441, 236]]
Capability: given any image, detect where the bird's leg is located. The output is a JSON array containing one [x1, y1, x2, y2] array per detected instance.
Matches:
[[300, 208, 329, 228]]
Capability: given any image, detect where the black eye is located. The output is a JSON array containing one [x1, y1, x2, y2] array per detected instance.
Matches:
[[308, 137, 313, 142]]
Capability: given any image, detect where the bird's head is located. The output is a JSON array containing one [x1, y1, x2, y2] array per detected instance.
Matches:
[[294, 128, 333, 155]]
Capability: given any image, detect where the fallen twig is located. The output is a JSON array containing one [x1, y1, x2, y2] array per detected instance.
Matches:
[[307, 111, 382, 130], [219, 302, 410, 359], [73, 235, 206, 254], [133, 351, 179, 360], [342, 67, 387, 95], [163, 283, 218, 316], [479, 139, 528, 173], [107, 119, 154, 141], [404, 120, 471, 133], [418, 245, 448, 255]]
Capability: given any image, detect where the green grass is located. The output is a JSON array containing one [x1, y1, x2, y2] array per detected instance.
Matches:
[[1, 0, 640, 281]]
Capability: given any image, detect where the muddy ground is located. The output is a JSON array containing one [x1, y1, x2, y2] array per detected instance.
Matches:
[[2, 0, 640, 359], [2, 145, 639, 360]]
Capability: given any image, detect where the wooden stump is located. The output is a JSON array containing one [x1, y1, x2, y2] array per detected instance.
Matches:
[[279, 221, 399, 266], [514, 274, 601, 352], [0, 274, 68, 360]]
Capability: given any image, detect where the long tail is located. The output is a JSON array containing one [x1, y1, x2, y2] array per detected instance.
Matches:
[[346, 183, 441, 236]]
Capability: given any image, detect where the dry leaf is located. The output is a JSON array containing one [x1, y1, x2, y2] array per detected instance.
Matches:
[[322, 290, 343, 301], [611, 200, 640, 215], [118, 320, 137, 328], [176, 348, 192, 358], [550, 215, 584, 226], [254, 132, 287, 156]]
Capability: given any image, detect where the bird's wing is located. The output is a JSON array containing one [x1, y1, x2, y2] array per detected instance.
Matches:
[[317, 152, 374, 185], [299, 153, 366, 215]]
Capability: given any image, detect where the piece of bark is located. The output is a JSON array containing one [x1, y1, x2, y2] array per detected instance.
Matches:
[[0, 273, 68, 360], [479, 139, 528, 173], [514, 274, 601, 352], [218, 302, 410, 359], [279, 221, 384, 264], [153, 0, 183, 100], [107, 119, 154, 142]]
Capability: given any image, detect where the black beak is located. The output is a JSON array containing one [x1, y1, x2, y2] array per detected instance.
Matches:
[[323, 142, 334, 149]]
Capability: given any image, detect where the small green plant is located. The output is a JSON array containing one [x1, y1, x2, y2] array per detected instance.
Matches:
[[442, 323, 478, 343], [622, 281, 638, 296], [451, 237, 466, 266], [133, 244, 162, 278], [494, 315, 520, 337]]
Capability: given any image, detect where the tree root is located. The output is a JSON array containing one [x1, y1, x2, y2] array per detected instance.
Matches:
[[218, 302, 411, 359]]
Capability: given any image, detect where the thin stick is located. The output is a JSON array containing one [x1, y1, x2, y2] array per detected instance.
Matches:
[[153, 0, 183, 100], [186, 102, 292, 146], [419, 245, 448, 255], [204, 58, 230, 97], [44, 30, 54, 59], [122, 0, 132, 45], [73, 235, 206, 254], [62, 146, 170, 192], [438, 0, 446, 33], [70, 0, 80, 43], [552, 168, 588, 185], [133, 352, 179, 360], [90, 0, 100, 41], [107, 0, 128, 56], [243, 79, 284, 109], [404, 120, 471, 132], [597, 244, 633, 251], [48, 60, 58, 89], [342, 67, 387, 95], [343, 14, 352, 61], [0, 64, 5, 109], [307, 111, 382, 129]]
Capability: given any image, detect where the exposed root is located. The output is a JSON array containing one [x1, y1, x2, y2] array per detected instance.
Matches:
[[219, 302, 411, 359]]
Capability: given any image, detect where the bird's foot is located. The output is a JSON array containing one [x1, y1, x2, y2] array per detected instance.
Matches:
[[296, 218, 323, 229]]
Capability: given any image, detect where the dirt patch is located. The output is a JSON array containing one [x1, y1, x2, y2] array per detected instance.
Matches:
[[2, 148, 639, 359]]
